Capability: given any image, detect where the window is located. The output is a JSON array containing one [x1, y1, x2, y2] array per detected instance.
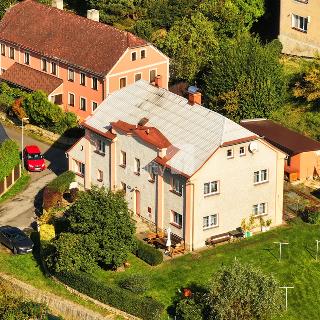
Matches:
[[239, 146, 246, 156], [141, 49, 146, 59], [75, 160, 85, 176], [227, 148, 233, 158], [120, 77, 126, 89], [253, 203, 267, 216], [135, 73, 142, 82], [24, 52, 30, 65], [149, 69, 156, 83], [131, 52, 137, 61], [80, 97, 86, 111], [254, 169, 268, 184], [68, 68, 74, 82], [204, 181, 219, 195], [92, 101, 98, 112], [172, 211, 183, 227], [134, 158, 140, 175], [148, 163, 156, 182], [0, 68, 5, 75], [97, 139, 106, 154], [92, 77, 98, 90], [9, 47, 14, 59], [121, 182, 127, 193], [203, 214, 218, 229], [51, 62, 57, 75], [292, 14, 308, 32], [171, 176, 183, 195], [1, 44, 5, 56], [80, 72, 86, 86], [97, 169, 103, 182], [120, 151, 126, 167], [42, 58, 47, 72], [68, 93, 75, 106]]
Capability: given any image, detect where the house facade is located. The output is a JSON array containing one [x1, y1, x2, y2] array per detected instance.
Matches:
[[241, 119, 320, 182], [67, 81, 285, 250], [279, 0, 320, 57], [0, 0, 169, 119]]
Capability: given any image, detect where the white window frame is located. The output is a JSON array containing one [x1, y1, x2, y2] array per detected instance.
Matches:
[[239, 146, 246, 156], [9, 47, 14, 60], [80, 72, 86, 86], [24, 52, 30, 65], [80, 97, 87, 111], [149, 69, 157, 83], [41, 58, 47, 72], [172, 210, 183, 228], [134, 72, 142, 82], [1, 44, 5, 56], [204, 181, 219, 196], [171, 176, 183, 195], [119, 76, 127, 89], [253, 203, 267, 217], [97, 139, 106, 154], [140, 49, 146, 59], [74, 160, 85, 176], [131, 51, 137, 61], [134, 158, 141, 175], [203, 214, 218, 230], [292, 14, 308, 32], [51, 61, 58, 76], [227, 148, 234, 159], [120, 151, 127, 167], [254, 169, 268, 185], [68, 92, 75, 107], [68, 68, 75, 82], [92, 101, 98, 112], [92, 77, 98, 90]]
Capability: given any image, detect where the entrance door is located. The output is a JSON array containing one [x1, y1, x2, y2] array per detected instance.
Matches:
[[135, 190, 141, 216]]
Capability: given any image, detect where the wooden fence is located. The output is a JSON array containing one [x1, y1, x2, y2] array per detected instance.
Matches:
[[0, 163, 21, 197]]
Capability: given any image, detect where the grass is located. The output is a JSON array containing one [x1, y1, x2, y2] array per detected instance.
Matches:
[[91, 219, 319, 319], [0, 170, 31, 204]]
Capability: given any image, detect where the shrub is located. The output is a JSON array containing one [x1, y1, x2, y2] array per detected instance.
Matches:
[[119, 274, 150, 293], [47, 171, 75, 193], [300, 206, 320, 224], [39, 224, 55, 241], [11, 98, 27, 120], [134, 239, 163, 266], [56, 271, 164, 320], [175, 298, 203, 320], [0, 140, 20, 181], [42, 186, 62, 211]]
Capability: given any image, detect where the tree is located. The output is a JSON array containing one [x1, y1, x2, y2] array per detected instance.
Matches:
[[203, 34, 286, 122], [53, 187, 136, 270], [0, 0, 16, 19], [156, 12, 217, 82]]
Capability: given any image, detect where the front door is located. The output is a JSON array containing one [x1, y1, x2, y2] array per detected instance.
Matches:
[[135, 189, 141, 216]]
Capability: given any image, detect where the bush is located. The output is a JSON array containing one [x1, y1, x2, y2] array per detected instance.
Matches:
[[134, 239, 163, 266], [119, 274, 150, 293], [0, 140, 20, 181], [47, 171, 75, 193], [175, 298, 203, 320], [300, 206, 320, 224], [56, 271, 164, 320], [42, 186, 62, 211]]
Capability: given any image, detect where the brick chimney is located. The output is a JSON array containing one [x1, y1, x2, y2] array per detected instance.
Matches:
[[52, 0, 63, 9], [155, 75, 162, 88], [87, 9, 100, 22], [188, 91, 201, 106]]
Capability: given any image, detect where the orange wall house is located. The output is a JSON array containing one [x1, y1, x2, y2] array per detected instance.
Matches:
[[0, 0, 169, 120], [241, 119, 320, 181]]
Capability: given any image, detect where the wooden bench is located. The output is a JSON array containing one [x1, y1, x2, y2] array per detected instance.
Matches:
[[205, 232, 231, 247], [170, 234, 185, 257]]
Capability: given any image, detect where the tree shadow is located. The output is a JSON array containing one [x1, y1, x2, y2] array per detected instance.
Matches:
[[262, 248, 279, 261]]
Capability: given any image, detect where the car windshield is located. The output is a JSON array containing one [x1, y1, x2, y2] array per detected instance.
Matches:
[[27, 153, 43, 160]]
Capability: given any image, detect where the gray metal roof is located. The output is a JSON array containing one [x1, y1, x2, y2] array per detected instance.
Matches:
[[85, 80, 255, 176]]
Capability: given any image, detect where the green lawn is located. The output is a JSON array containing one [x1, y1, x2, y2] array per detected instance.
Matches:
[[92, 219, 320, 319]]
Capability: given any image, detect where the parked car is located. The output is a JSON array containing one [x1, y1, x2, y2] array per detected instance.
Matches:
[[23, 145, 46, 171], [0, 226, 34, 254]]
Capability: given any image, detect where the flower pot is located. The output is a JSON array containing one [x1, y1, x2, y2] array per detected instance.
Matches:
[[245, 231, 252, 238]]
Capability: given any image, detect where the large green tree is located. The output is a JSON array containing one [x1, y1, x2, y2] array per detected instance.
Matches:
[[203, 34, 286, 122]]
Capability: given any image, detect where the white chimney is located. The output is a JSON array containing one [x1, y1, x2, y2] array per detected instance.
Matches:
[[52, 0, 63, 10], [87, 9, 100, 22]]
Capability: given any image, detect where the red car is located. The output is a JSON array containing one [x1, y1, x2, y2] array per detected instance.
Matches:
[[23, 145, 46, 172]]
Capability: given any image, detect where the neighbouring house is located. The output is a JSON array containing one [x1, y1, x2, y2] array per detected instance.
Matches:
[[241, 119, 320, 182], [67, 81, 285, 250], [279, 0, 320, 57], [0, 0, 169, 120]]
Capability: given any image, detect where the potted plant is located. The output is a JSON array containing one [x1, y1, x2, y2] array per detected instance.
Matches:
[[260, 217, 267, 232], [265, 218, 272, 231], [241, 215, 256, 238]]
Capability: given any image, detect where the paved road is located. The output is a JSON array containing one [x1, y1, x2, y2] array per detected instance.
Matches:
[[0, 124, 67, 230]]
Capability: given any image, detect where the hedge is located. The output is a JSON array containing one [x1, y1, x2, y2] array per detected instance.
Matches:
[[0, 140, 20, 181], [134, 239, 163, 266], [47, 171, 75, 193], [56, 271, 164, 320]]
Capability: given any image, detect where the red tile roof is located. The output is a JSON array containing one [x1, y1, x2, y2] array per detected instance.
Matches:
[[111, 120, 172, 149], [82, 123, 116, 140], [241, 119, 320, 155], [0, 63, 63, 94], [0, 0, 147, 75]]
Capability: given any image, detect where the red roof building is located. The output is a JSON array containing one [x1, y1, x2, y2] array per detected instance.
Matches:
[[0, 0, 169, 119]]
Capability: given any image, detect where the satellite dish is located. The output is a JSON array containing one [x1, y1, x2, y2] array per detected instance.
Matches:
[[249, 142, 258, 153]]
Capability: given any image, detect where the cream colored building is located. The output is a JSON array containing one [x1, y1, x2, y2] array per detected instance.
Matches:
[[67, 81, 285, 250], [279, 0, 320, 56]]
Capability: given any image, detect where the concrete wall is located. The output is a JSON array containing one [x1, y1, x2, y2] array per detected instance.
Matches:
[[191, 139, 285, 249], [279, 0, 320, 56]]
